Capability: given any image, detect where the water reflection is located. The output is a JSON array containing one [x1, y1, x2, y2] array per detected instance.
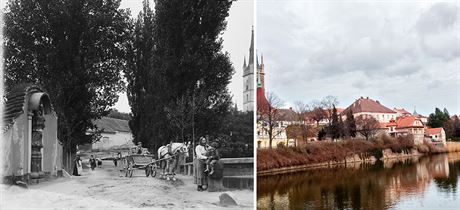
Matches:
[[257, 153, 460, 210]]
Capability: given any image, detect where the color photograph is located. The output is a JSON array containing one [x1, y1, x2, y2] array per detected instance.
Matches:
[[256, 1, 460, 210]]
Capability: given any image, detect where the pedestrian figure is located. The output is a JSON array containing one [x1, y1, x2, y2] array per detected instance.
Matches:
[[73, 153, 82, 176], [89, 155, 97, 171], [97, 157, 102, 168], [194, 137, 208, 191]]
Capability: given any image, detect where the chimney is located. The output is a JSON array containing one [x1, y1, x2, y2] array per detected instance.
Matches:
[[366, 96, 369, 99], [376, 100, 380, 104]]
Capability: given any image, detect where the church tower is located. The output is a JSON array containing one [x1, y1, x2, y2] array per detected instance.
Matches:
[[257, 54, 265, 90], [243, 28, 255, 112]]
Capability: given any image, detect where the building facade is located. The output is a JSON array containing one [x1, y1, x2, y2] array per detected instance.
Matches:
[[2, 84, 63, 183], [90, 117, 134, 150]]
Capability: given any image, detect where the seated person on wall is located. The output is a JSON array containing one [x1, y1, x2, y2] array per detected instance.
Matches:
[[204, 142, 220, 175]]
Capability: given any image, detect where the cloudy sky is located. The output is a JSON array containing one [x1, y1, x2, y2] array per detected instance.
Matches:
[[113, 0, 254, 113], [258, 1, 459, 116]]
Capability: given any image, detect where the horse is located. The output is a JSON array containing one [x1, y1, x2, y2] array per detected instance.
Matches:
[[157, 142, 191, 181]]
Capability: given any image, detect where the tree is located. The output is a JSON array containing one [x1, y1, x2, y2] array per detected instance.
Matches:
[[218, 110, 254, 158], [309, 100, 326, 127], [125, 0, 234, 151], [328, 105, 341, 141], [345, 111, 357, 138], [428, 108, 454, 139], [257, 92, 284, 149], [355, 115, 380, 140], [107, 109, 132, 121], [124, 0, 164, 150], [293, 101, 311, 146], [453, 115, 460, 138], [321, 95, 339, 123], [4, 0, 130, 170]]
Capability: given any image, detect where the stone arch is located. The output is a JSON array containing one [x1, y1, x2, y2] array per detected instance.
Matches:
[[28, 92, 52, 114]]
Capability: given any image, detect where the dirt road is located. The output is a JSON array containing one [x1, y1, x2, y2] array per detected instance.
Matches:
[[1, 161, 253, 209]]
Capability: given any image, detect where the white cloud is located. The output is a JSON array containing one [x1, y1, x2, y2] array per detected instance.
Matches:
[[259, 1, 460, 116]]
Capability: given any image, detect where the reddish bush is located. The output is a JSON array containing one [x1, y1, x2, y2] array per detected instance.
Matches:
[[257, 135, 418, 171]]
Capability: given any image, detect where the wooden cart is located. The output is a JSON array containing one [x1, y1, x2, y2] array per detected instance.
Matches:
[[121, 154, 157, 178]]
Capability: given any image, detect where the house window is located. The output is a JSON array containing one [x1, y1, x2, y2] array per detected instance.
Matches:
[[103, 137, 109, 144], [246, 85, 249, 91]]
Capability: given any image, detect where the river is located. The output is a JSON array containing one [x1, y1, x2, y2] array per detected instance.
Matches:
[[257, 152, 460, 210]]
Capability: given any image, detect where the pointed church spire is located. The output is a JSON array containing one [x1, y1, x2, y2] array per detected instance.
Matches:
[[248, 26, 254, 65], [261, 53, 264, 65]]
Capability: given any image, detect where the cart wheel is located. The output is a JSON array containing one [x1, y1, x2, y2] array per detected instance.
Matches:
[[145, 167, 151, 177]]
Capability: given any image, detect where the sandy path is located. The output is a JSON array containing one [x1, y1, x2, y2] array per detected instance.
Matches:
[[1, 161, 253, 209]]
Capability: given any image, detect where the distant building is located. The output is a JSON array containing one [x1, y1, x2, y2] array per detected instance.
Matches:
[[242, 28, 255, 112], [386, 116, 425, 145], [393, 108, 411, 117], [342, 97, 397, 123], [89, 117, 134, 150], [425, 127, 446, 147]]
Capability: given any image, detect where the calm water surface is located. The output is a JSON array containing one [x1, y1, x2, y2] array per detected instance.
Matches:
[[257, 153, 460, 210]]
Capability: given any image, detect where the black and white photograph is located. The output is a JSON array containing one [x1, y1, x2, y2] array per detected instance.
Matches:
[[0, 0, 254, 209]]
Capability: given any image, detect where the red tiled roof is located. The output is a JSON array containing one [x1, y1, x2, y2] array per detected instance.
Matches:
[[425, 127, 443, 135], [386, 119, 397, 127], [395, 116, 424, 128], [2, 83, 53, 132], [343, 97, 396, 114]]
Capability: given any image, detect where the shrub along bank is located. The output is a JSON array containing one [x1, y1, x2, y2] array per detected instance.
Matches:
[[257, 135, 426, 172]]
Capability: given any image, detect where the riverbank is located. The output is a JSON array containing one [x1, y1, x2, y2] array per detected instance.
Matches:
[[257, 137, 460, 176]]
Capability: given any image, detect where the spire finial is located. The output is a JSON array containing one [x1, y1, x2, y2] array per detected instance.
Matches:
[[248, 26, 254, 65]]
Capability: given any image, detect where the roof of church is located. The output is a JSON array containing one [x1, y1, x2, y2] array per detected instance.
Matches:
[[94, 117, 131, 133], [343, 97, 396, 114], [248, 27, 254, 65], [257, 87, 270, 112]]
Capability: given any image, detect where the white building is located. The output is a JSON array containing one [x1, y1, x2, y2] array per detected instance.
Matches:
[[342, 97, 397, 123], [91, 117, 134, 150], [425, 127, 446, 147]]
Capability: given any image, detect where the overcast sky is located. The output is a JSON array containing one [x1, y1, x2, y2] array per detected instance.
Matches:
[[113, 0, 254, 113], [258, 1, 459, 116]]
